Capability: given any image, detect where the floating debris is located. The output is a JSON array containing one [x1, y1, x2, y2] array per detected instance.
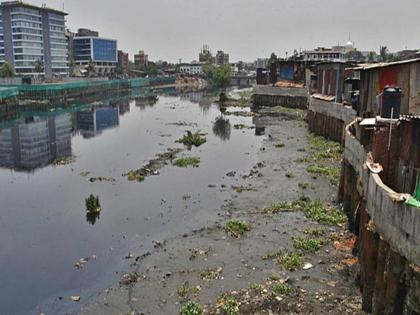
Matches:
[[89, 177, 116, 183]]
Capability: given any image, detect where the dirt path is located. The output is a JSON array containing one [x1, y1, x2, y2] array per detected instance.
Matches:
[[76, 106, 364, 315]]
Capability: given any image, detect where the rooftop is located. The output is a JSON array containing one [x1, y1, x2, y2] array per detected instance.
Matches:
[[351, 58, 420, 71], [1, 1, 68, 15]]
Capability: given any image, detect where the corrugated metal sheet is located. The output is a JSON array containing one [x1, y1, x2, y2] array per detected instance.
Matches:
[[351, 58, 420, 71]]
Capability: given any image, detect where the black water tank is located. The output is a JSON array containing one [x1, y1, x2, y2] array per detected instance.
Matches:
[[381, 86, 402, 118]]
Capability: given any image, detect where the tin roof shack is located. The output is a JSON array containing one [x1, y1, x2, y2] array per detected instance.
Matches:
[[359, 116, 420, 194], [278, 61, 306, 83], [256, 68, 268, 85], [356, 58, 420, 117], [315, 62, 348, 103]]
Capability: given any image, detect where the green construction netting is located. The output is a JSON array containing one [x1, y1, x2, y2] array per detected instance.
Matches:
[[0, 87, 19, 100], [406, 170, 420, 208], [16, 77, 176, 95]]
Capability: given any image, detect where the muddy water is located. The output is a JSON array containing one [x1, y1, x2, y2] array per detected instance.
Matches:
[[0, 90, 263, 315]]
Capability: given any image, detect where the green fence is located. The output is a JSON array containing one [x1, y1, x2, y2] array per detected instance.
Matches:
[[7, 76, 176, 100]]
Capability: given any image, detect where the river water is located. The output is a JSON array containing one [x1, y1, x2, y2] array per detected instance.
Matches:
[[0, 88, 264, 315]]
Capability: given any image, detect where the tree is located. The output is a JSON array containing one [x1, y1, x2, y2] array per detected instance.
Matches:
[[368, 51, 376, 62], [34, 59, 44, 74], [380, 46, 388, 62], [87, 58, 96, 76], [203, 64, 231, 88], [267, 52, 278, 68], [236, 61, 244, 72], [0, 62, 14, 78]]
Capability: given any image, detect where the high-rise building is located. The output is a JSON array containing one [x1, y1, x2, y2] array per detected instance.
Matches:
[[117, 50, 129, 74], [0, 1, 69, 77], [73, 28, 117, 76], [134, 50, 148, 68]]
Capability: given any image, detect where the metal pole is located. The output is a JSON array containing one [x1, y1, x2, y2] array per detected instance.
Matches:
[[388, 107, 394, 151]]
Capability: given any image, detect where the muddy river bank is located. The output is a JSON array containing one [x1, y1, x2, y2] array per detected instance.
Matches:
[[77, 103, 364, 314]]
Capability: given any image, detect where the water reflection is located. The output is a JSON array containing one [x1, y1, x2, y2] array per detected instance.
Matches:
[[212, 115, 231, 141], [0, 114, 72, 171], [76, 106, 120, 138], [135, 95, 158, 110], [0, 100, 129, 171], [86, 211, 100, 225]]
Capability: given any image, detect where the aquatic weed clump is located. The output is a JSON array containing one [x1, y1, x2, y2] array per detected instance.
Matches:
[[177, 131, 206, 147], [180, 300, 203, 315], [173, 157, 200, 168], [126, 170, 145, 182], [224, 220, 251, 238], [85, 194, 101, 213], [292, 236, 324, 253], [265, 196, 346, 226]]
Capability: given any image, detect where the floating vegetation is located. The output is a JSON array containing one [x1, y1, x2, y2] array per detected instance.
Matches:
[[233, 124, 246, 129], [174, 157, 200, 168], [54, 155, 75, 166], [177, 131, 206, 147], [85, 194, 101, 213], [224, 220, 251, 238], [123, 148, 182, 182], [126, 170, 145, 182], [180, 300, 203, 315], [85, 194, 101, 225]]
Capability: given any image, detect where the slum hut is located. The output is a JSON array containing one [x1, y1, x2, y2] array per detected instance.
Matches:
[[314, 61, 348, 103], [354, 58, 420, 117], [278, 60, 306, 83]]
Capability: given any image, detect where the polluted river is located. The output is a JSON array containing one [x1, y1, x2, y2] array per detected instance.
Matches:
[[0, 88, 364, 315]]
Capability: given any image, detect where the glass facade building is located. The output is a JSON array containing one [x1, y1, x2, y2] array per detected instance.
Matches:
[[0, 1, 68, 76], [73, 34, 117, 75]]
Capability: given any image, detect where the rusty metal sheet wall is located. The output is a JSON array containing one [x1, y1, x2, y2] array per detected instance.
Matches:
[[409, 63, 420, 115]]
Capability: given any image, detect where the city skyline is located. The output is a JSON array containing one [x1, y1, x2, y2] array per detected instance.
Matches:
[[23, 0, 420, 63]]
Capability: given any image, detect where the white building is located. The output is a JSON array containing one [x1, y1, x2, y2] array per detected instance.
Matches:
[[179, 63, 203, 75]]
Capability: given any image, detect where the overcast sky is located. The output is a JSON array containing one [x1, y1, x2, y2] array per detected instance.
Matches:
[[25, 0, 420, 63]]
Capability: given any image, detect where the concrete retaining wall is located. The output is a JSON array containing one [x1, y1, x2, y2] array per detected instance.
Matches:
[[252, 86, 308, 110], [308, 97, 357, 143], [341, 121, 420, 314]]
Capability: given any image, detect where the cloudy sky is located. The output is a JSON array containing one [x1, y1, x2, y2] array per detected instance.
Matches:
[[26, 0, 420, 63]]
